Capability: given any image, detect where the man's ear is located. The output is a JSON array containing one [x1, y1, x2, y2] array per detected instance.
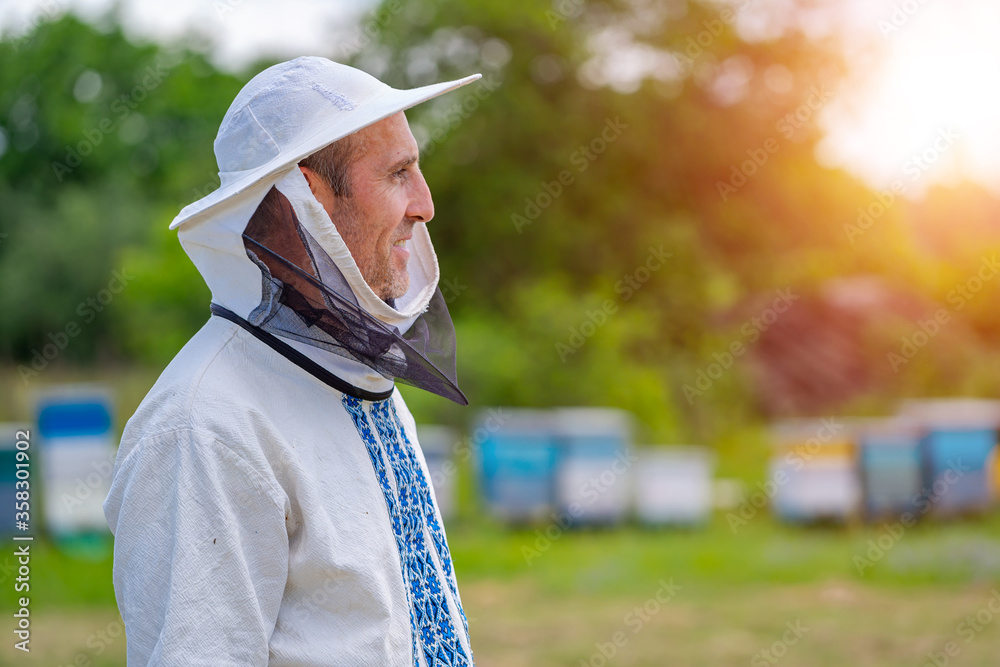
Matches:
[[298, 165, 323, 196], [298, 165, 337, 216]]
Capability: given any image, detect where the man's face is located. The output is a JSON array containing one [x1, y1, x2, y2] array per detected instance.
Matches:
[[300, 112, 434, 301]]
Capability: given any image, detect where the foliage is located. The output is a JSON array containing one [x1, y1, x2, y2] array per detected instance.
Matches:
[[3, 4, 1000, 441]]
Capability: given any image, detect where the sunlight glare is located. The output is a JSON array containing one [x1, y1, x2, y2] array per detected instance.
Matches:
[[818, 1, 1000, 196]]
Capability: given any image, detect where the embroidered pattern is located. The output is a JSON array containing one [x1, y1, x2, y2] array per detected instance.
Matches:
[[382, 401, 471, 639], [343, 395, 472, 666]]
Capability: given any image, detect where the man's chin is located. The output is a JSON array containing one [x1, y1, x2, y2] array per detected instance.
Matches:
[[386, 275, 410, 302], [371, 271, 410, 303]]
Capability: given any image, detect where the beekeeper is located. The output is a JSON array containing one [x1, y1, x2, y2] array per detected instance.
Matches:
[[103, 56, 481, 666]]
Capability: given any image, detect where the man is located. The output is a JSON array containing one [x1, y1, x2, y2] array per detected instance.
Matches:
[[103, 56, 481, 666]]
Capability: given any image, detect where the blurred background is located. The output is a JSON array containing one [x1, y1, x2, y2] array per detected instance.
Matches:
[[3, 0, 1000, 664]]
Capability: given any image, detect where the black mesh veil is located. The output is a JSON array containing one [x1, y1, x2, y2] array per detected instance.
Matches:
[[240, 186, 467, 405]]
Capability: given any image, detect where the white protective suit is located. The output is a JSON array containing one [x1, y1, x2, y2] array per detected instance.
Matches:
[[103, 160, 474, 666]]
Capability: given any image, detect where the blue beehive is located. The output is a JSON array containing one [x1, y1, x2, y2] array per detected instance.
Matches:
[[551, 408, 632, 526], [899, 399, 1000, 517], [857, 418, 923, 521], [35, 387, 116, 556], [476, 409, 558, 522]]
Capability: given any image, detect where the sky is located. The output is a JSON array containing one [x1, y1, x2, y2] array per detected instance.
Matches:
[[0, 0, 377, 71], [2, 0, 999, 196]]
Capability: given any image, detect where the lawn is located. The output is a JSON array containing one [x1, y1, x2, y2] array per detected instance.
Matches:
[[453, 516, 1000, 666], [4, 514, 1000, 666]]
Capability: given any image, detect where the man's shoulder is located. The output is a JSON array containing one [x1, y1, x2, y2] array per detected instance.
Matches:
[[106, 317, 299, 526], [120, 316, 277, 453]]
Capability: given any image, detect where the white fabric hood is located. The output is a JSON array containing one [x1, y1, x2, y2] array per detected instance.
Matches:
[[177, 165, 439, 334], [177, 164, 466, 405], [170, 58, 476, 404]]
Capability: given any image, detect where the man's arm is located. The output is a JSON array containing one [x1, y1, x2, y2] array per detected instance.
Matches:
[[104, 428, 289, 666]]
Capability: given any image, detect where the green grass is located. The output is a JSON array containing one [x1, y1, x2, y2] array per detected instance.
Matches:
[[11, 511, 1000, 611], [4, 514, 1000, 665], [449, 512, 1000, 592], [447, 516, 1000, 666]]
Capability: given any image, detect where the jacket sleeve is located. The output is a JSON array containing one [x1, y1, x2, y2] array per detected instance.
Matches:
[[104, 428, 289, 666]]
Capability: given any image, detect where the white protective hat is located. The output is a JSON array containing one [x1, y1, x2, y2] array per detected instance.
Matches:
[[169, 57, 481, 230], [171, 57, 481, 405]]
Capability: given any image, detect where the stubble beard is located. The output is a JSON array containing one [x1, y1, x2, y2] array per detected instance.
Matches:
[[368, 247, 410, 302], [332, 199, 409, 302]]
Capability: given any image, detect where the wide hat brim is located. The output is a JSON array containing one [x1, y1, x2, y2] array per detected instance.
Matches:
[[169, 73, 482, 230]]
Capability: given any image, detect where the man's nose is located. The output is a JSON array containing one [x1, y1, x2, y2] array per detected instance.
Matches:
[[406, 170, 434, 223]]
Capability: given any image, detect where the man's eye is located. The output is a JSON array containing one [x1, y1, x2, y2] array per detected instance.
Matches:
[[393, 168, 407, 178]]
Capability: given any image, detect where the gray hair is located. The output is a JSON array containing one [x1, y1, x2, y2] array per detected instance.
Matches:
[[298, 133, 362, 197]]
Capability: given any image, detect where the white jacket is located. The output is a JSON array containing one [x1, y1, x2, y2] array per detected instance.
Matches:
[[104, 166, 473, 666]]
